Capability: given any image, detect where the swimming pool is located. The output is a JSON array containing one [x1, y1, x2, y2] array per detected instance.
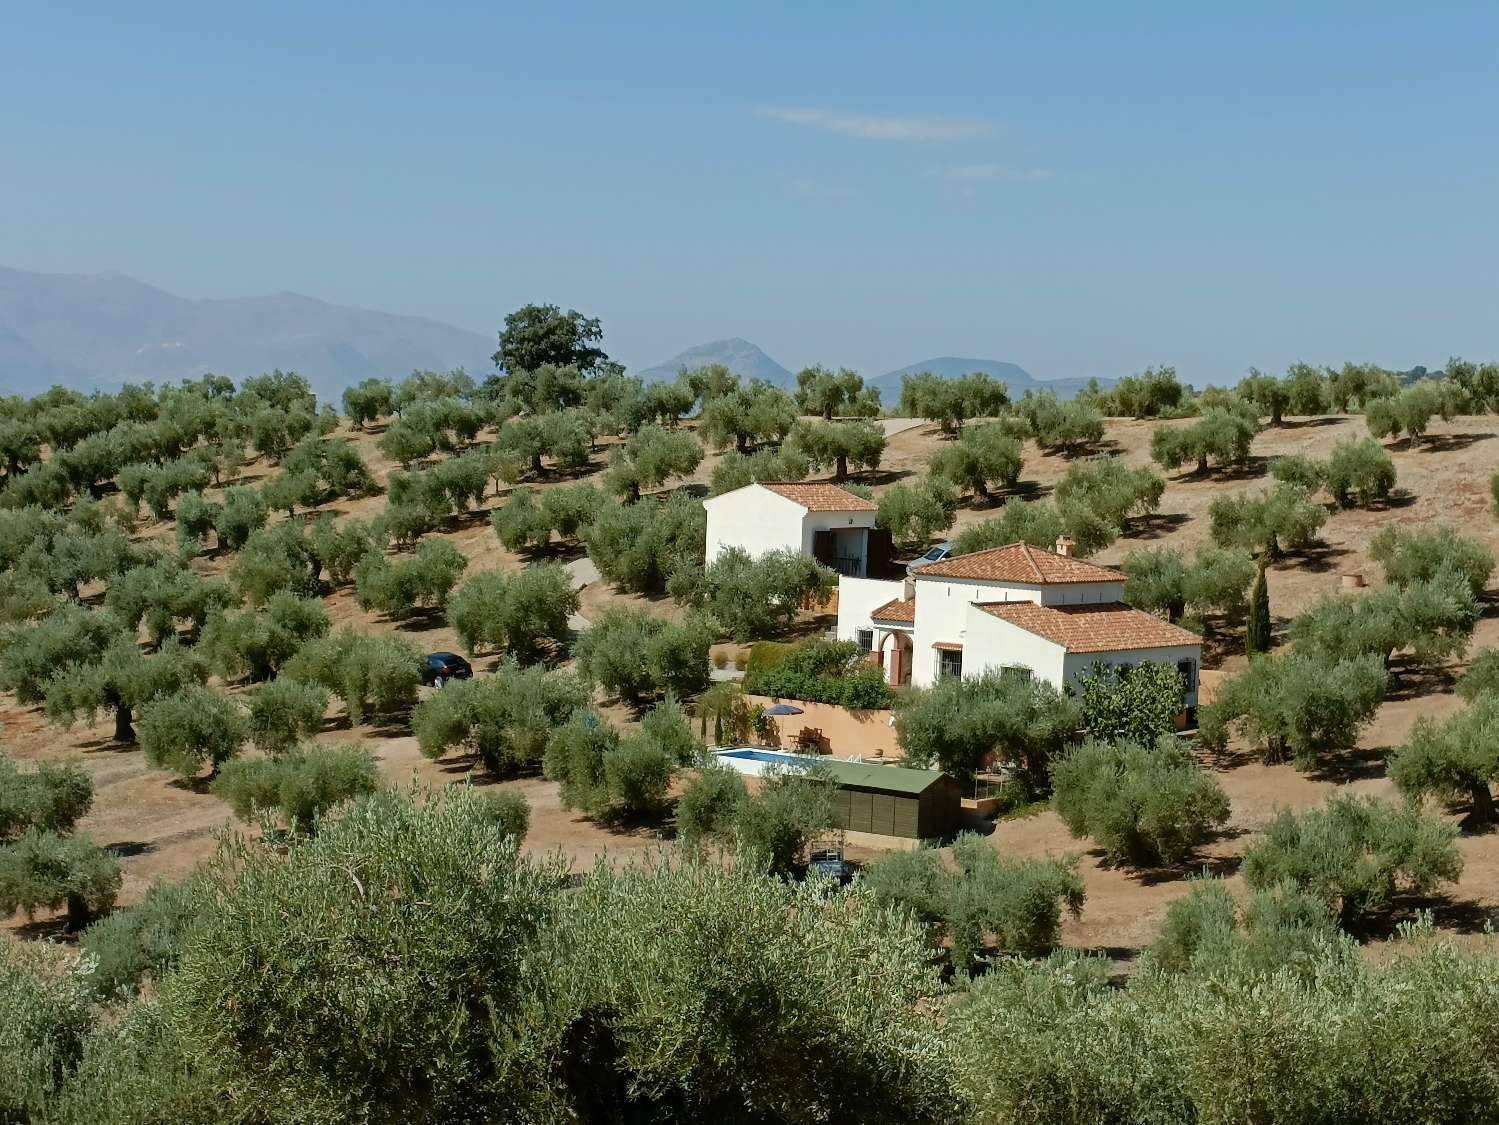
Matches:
[[715, 747, 820, 777]]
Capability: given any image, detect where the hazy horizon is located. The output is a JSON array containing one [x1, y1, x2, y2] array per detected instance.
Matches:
[[5, 3, 1497, 383]]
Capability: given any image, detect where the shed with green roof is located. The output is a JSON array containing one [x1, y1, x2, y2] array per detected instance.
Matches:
[[816, 759, 960, 839]]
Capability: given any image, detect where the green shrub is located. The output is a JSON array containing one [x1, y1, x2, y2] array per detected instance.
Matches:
[[1051, 736, 1230, 868], [138, 685, 247, 779], [0, 829, 122, 930], [1241, 794, 1462, 927], [79, 877, 201, 997], [213, 743, 380, 834], [246, 678, 329, 754], [742, 637, 893, 709]]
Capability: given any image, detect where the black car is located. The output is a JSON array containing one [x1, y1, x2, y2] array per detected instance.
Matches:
[[422, 652, 472, 687]]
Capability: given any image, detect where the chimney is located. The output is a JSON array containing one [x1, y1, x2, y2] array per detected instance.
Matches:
[[902, 575, 915, 601], [1055, 535, 1075, 557]]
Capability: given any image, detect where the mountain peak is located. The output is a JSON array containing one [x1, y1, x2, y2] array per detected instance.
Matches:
[[637, 337, 795, 386]]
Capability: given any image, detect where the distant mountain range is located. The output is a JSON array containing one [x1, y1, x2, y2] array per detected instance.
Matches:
[[636, 338, 1113, 401], [0, 267, 494, 406], [0, 268, 1115, 407]]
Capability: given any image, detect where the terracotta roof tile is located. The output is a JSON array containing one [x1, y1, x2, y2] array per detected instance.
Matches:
[[915, 542, 1124, 584], [870, 597, 916, 624], [975, 601, 1201, 653], [758, 482, 878, 512]]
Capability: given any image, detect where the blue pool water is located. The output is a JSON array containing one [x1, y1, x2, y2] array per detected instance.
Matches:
[[718, 749, 817, 766]]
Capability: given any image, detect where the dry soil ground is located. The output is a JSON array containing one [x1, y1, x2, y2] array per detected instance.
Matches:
[[7, 411, 1499, 965]]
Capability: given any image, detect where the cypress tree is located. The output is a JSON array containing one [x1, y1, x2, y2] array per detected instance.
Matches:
[[1246, 562, 1271, 656]]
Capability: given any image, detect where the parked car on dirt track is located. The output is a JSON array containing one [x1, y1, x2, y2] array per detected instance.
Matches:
[[422, 652, 472, 687]]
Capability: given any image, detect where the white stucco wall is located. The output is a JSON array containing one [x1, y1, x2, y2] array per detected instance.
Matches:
[[835, 577, 905, 642], [960, 605, 1067, 686], [702, 485, 807, 561], [1062, 645, 1202, 708], [918, 602, 1202, 702]]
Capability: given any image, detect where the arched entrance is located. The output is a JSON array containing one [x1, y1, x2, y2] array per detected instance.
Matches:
[[878, 629, 913, 687]]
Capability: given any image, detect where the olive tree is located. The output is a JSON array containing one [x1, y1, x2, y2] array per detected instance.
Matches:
[[1324, 437, 1397, 508], [1199, 651, 1387, 767], [1121, 544, 1255, 627], [899, 372, 1010, 434], [1241, 794, 1462, 927], [1020, 391, 1105, 454], [1391, 693, 1499, 828], [602, 424, 703, 501], [1149, 410, 1256, 475], [213, 742, 380, 835], [1291, 568, 1478, 673], [138, 685, 248, 779], [787, 419, 886, 482], [951, 498, 1066, 555], [1208, 484, 1327, 559], [0, 604, 121, 705], [353, 538, 467, 618], [164, 786, 567, 1124], [0, 829, 122, 931], [1051, 736, 1229, 868], [201, 592, 330, 682], [697, 382, 798, 453], [875, 476, 959, 546], [1370, 524, 1493, 598], [341, 379, 395, 429], [896, 670, 1082, 792], [927, 423, 1023, 500], [447, 564, 579, 661], [282, 627, 424, 727], [672, 547, 836, 641], [582, 490, 705, 595], [246, 678, 330, 754], [675, 765, 749, 850], [573, 607, 713, 705], [862, 833, 1085, 970], [793, 364, 881, 420], [42, 638, 207, 743], [413, 662, 590, 774], [0, 755, 92, 841]]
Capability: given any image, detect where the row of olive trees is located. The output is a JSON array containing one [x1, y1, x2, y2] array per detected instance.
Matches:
[[8, 777, 1496, 1124]]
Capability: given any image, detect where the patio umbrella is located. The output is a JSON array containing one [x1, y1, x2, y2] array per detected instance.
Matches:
[[763, 704, 804, 716]]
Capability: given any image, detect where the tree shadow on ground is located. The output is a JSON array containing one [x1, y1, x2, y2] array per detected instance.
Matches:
[[1281, 543, 1352, 574], [1126, 512, 1190, 541], [1353, 892, 1499, 941], [851, 468, 914, 488], [105, 840, 156, 859], [1281, 416, 1346, 429], [1364, 490, 1418, 511], [1384, 665, 1457, 702], [1414, 432, 1496, 454], [1130, 833, 1247, 887], [1304, 745, 1390, 785], [393, 608, 447, 633], [14, 917, 75, 943]]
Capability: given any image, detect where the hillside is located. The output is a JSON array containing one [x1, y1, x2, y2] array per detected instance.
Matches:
[[7, 395, 1499, 965], [0, 266, 493, 405]]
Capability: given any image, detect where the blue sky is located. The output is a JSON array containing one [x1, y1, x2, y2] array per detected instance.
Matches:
[[4, 2, 1498, 383]]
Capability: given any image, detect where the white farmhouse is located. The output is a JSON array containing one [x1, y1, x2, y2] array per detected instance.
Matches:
[[702, 482, 892, 577], [836, 539, 1202, 712]]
